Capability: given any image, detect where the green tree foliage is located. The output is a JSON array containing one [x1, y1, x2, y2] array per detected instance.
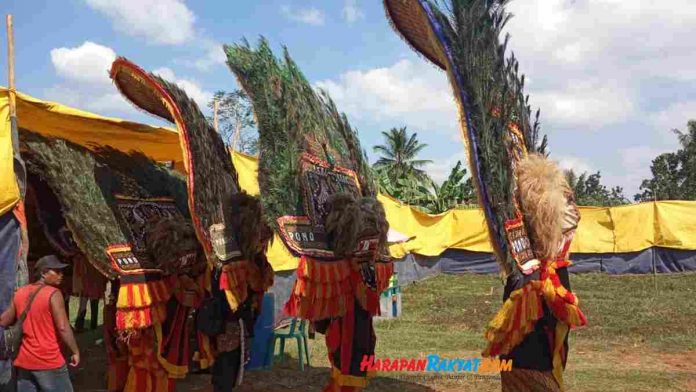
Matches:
[[373, 127, 432, 182], [421, 161, 477, 213], [207, 90, 258, 154], [634, 120, 696, 201], [374, 127, 478, 212], [373, 126, 432, 208], [376, 161, 477, 213], [376, 167, 432, 207], [565, 170, 628, 207], [373, 128, 477, 216]]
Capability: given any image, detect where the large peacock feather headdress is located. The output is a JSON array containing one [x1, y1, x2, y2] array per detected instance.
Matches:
[[385, 0, 547, 278], [20, 130, 198, 330], [109, 58, 273, 311], [109, 58, 242, 263], [225, 39, 392, 320], [224, 39, 384, 260]]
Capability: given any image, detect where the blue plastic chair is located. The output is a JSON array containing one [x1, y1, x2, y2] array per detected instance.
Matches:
[[264, 318, 310, 370]]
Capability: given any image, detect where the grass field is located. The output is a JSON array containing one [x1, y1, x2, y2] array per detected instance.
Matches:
[[71, 272, 696, 391]]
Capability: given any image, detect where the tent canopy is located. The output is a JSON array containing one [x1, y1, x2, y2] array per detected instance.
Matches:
[[1, 88, 184, 214]]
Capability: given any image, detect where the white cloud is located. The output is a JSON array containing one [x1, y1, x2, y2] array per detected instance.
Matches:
[[85, 0, 195, 45], [620, 146, 664, 173], [281, 5, 326, 26], [191, 40, 226, 71], [45, 42, 211, 117], [315, 59, 456, 134], [556, 147, 664, 197], [504, 0, 696, 130], [84, 1, 225, 71], [533, 82, 634, 128], [152, 67, 176, 81], [485, 0, 696, 195], [342, 0, 364, 24], [616, 146, 667, 196], [152, 67, 212, 109], [49, 41, 116, 86], [555, 155, 593, 175], [651, 101, 696, 139], [46, 41, 131, 114], [423, 152, 467, 184]]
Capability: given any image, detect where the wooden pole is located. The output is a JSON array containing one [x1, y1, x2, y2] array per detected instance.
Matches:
[[7, 14, 30, 287], [232, 119, 241, 152], [213, 98, 219, 132], [6, 14, 16, 117]]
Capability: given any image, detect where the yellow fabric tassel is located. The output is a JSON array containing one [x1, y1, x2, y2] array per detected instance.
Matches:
[[552, 322, 569, 391], [482, 282, 543, 357], [331, 367, 370, 387]]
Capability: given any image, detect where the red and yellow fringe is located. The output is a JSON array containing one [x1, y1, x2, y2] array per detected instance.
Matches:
[[483, 260, 587, 358], [284, 256, 353, 320], [219, 257, 275, 312], [220, 260, 250, 312], [552, 322, 570, 390], [116, 277, 173, 331], [123, 329, 171, 392], [285, 256, 395, 320], [482, 280, 544, 357], [540, 261, 586, 327]]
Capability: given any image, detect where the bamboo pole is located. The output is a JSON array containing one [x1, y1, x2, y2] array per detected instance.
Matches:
[[6, 13, 24, 192], [213, 98, 219, 132], [6, 15, 15, 118], [232, 119, 241, 152], [7, 14, 30, 286]]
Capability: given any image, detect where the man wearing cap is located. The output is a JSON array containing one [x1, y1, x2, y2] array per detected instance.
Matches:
[[0, 255, 80, 391]]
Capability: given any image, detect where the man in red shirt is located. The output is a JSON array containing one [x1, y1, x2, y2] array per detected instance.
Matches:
[[0, 255, 80, 391]]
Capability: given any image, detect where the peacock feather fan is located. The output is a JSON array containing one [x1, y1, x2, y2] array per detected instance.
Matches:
[[110, 58, 240, 259], [224, 39, 377, 232], [20, 130, 191, 279], [385, 0, 547, 278], [225, 38, 386, 258]]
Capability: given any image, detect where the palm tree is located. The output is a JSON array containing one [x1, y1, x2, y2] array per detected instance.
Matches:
[[373, 127, 432, 182], [564, 169, 578, 193]]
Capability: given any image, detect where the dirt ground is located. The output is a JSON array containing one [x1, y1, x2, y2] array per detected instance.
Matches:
[[69, 328, 696, 392], [69, 273, 696, 392]]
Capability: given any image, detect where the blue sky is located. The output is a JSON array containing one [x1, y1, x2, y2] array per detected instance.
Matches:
[[2, 0, 695, 199]]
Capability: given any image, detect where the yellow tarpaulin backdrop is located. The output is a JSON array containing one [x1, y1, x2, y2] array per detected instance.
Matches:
[[0, 95, 19, 215], [3, 88, 695, 272], [1, 87, 184, 215], [232, 151, 696, 271]]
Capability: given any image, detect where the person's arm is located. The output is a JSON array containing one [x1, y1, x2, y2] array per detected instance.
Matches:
[[49, 290, 80, 367], [0, 302, 16, 327]]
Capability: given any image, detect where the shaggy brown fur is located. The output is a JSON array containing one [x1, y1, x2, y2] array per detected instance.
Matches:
[[359, 197, 389, 256], [144, 216, 205, 276], [324, 193, 389, 259], [325, 193, 361, 258], [227, 192, 273, 261], [516, 154, 570, 262]]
